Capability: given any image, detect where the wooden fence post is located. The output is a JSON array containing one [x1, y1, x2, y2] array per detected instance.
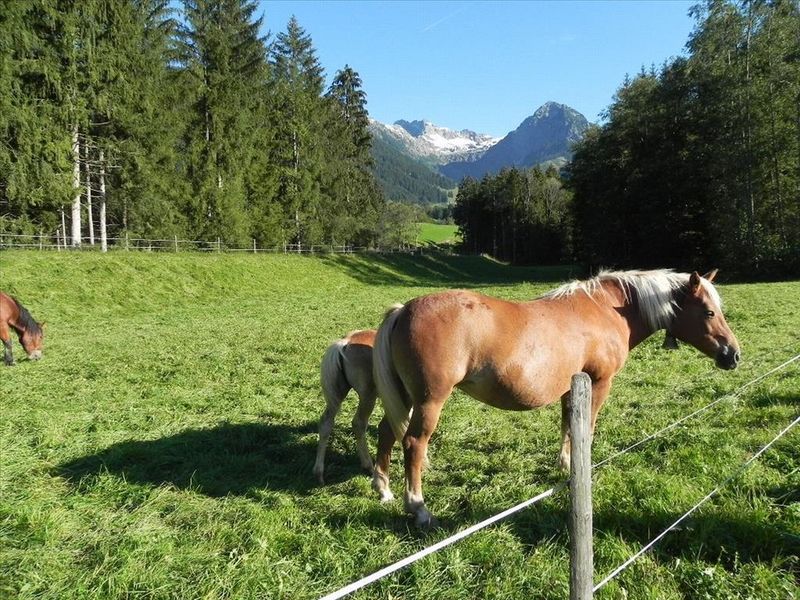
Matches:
[[570, 372, 593, 600]]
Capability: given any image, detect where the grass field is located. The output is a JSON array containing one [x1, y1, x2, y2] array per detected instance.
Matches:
[[1, 250, 798, 600], [417, 223, 461, 246]]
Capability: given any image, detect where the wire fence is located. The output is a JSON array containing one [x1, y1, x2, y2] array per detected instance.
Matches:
[[0, 232, 433, 255], [319, 353, 800, 600]]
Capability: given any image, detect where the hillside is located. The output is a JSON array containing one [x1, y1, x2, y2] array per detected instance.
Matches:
[[370, 135, 456, 204]]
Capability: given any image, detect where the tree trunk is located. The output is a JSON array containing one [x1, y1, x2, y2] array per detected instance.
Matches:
[[85, 138, 94, 245], [99, 149, 107, 253], [71, 124, 82, 247]]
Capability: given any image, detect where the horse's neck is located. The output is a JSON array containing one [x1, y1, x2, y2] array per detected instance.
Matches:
[[602, 281, 661, 350]]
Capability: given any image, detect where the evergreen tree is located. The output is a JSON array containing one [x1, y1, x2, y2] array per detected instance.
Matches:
[[321, 65, 383, 245], [268, 16, 327, 246], [178, 0, 268, 245]]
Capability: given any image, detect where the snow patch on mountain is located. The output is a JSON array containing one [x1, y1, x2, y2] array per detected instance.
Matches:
[[369, 118, 499, 165]]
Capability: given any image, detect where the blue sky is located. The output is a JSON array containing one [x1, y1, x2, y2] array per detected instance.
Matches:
[[259, 1, 697, 137]]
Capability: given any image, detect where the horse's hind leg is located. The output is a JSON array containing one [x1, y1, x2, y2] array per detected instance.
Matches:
[[1, 324, 13, 366], [372, 416, 395, 502], [352, 389, 377, 472], [313, 391, 347, 484], [403, 394, 447, 529]]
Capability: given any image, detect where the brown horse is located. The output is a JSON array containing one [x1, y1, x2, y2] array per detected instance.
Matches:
[[313, 329, 379, 485], [1, 291, 45, 365], [371, 270, 740, 527]]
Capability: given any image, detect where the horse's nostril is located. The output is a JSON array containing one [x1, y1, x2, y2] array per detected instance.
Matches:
[[734, 351, 741, 363]]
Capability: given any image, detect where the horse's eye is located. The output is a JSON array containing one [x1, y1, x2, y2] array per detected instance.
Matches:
[[704, 310, 715, 318]]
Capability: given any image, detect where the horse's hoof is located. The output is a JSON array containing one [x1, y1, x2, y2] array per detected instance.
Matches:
[[414, 512, 439, 530], [379, 489, 394, 503], [312, 468, 325, 485]]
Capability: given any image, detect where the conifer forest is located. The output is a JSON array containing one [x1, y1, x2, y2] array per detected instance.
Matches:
[[1, 0, 799, 278]]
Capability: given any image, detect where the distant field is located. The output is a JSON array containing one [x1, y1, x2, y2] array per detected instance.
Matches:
[[1, 251, 798, 600], [417, 222, 461, 245]]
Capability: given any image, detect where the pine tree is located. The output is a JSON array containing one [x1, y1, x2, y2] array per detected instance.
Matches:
[[268, 16, 327, 246], [178, 0, 268, 245], [321, 65, 383, 245]]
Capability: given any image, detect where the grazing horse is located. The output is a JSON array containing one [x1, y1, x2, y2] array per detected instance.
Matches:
[[0, 291, 45, 365], [313, 329, 379, 484], [371, 270, 740, 527]]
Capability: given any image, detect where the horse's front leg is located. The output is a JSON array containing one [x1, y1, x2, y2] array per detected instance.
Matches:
[[559, 378, 613, 471], [1, 327, 13, 366], [371, 416, 395, 502]]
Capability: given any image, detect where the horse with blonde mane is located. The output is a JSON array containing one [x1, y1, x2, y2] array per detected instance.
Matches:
[[371, 269, 740, 527], [313, 329, 378, 484]]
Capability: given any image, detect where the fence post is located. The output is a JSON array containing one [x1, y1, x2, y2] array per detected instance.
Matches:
[[253, 238, 257, 254], [175, 235, 179, 252], [570, 372, 593, 600]]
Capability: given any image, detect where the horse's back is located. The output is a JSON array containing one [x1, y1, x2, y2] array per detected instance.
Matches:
[[0, 291, 18, 323], [388, 290, 621, 409], [342, 329, 377, 397]]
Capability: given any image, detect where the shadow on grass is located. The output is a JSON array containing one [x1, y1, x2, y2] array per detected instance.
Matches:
[[319, 253, 581, 288], [503, 497, 799, 569], [55, 421, 366, 497]]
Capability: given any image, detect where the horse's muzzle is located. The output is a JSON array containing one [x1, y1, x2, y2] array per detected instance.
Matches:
[[28, 350, 42, 361], [716, 345, 740, 370]]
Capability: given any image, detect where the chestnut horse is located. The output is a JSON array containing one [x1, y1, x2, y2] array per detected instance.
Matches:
[[313, 329, 379, 484], [1, 291, 44, 365], [372, 270, 740, 527]]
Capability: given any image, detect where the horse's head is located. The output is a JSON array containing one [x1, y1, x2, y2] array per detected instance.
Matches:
[[20, 322, 44, 360], [669, 270, 740, 370]]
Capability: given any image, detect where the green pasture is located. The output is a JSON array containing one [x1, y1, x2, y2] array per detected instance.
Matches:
[[1, 251, 798, 600], [417, 223, 461, 246]]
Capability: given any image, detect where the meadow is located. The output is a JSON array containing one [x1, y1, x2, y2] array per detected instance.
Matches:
[[0, 250, 797, 600], [416, 223, 461, 246]]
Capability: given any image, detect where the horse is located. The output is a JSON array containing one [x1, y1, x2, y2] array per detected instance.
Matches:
[[313, 329, 379, 484], [371, 269, 740, 527], [0, 291, 45, 365]]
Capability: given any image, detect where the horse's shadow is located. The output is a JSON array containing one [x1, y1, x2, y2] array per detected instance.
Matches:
[[55, 421, 364, 497]]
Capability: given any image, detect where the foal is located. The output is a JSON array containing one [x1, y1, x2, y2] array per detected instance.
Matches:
[[371, 270, 740, 527], [313, 329, 378, 484]]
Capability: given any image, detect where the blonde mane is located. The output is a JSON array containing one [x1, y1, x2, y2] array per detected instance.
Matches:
[[546, 269, 721, 332]]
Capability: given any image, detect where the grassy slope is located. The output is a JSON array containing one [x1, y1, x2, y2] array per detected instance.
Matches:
[[417, 223, 461, 245], [0, 251, 797, 600]]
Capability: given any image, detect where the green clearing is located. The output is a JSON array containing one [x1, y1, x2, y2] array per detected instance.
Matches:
[[1, 251, 798, 600], [417, 223, 461, 246]]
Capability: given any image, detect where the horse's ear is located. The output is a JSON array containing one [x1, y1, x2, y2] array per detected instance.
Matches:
[[689, 271, 702, 293], [703, 269, 718, 282]]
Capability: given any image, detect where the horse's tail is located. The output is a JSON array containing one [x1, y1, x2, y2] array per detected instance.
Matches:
[[321, 338, 351, 407], [374, 303, 412, 441]]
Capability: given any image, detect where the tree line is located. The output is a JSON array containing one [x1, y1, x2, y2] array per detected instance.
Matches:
[[453, 166, 571, 265], [454, 0, 799, 278], [570, 0, 799, 278], [0, 0, 392, 249]]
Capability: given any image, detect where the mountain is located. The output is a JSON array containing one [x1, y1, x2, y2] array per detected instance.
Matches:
[[368, 102, 590, 204], [439, 102, 589, 180], [370, 135, 457, 205], [369, 119, 498, 167]]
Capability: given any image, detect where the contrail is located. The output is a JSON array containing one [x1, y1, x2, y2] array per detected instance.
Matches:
[[421, 5, 466, 33]]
